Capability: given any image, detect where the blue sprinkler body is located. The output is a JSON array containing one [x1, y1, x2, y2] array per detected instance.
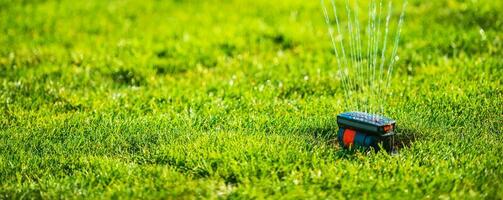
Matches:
[[337, 112, 396, 151]]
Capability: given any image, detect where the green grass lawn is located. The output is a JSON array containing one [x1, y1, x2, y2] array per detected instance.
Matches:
[[1, 0, 502, 199]]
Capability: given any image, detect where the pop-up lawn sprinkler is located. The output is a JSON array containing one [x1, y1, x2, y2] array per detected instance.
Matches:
[[337, 112, 396, 151], [320, 0, 407, 151]]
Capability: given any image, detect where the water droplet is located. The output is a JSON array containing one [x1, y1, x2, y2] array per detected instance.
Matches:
[[258, 84, 264, 92], [335, 34, 343, 42], [479, 28, 487, 41]]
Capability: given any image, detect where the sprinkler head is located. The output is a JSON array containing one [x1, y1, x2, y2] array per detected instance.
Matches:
[[337, 111, 396, 151]]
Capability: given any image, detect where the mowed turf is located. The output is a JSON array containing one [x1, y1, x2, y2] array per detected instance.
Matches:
[[0, 0, 502, 199]]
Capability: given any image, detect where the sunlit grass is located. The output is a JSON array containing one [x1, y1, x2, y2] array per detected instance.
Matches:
[[0, 0, 502, 199]]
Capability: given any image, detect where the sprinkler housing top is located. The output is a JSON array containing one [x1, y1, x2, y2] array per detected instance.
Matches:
[[337, 111, 396, 135], [337, 111, 396, 151]]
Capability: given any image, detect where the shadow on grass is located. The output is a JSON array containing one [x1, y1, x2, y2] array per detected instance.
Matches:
[[389, 127, 423, 152]]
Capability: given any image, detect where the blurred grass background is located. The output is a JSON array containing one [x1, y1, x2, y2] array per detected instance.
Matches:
[[0, 0, 502, 199]]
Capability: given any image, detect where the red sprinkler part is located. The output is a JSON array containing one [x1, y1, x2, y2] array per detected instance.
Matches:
[[342, 129, 356, 147]]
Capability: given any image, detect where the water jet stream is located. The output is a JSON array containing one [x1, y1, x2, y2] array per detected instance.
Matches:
[[320, 0, 407, 116]]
